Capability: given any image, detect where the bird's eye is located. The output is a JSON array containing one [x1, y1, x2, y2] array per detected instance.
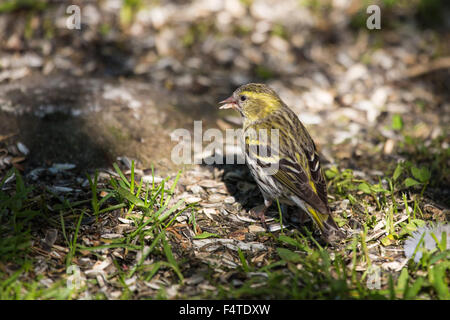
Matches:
[[240, 95, 247, 102]]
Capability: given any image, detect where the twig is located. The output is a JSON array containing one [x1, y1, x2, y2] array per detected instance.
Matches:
[[366, 215, 409, 242], [404, 56, 450, 78]]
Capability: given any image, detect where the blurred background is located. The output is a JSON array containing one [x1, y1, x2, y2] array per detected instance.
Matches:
[[0, 0, 449, 184], [0, 0, 449, 300]]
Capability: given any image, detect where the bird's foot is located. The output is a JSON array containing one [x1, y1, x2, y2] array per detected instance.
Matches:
[[250, 205, 268, 230], [321, 224, 346, 244], [294, 209, 310, 224]]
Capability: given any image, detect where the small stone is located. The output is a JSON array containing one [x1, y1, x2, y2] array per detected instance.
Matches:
[[188, 185, 205, 194], [345, 64, 368, 82], [381, 260, 407, 272], [203, 208, 217, 215], [248, 225, 266, 233], [198, 179, 221, 188], [208, 194, 225, 203], [186, 196, 202, 204], [383, 139, 395, 154], [224, 196, 235, 204], [267, 224, 282, 232], [215, 48, 235, 63], [48, 163, 76, 174], [142, 175, 164, 184], [118, 218, 133, 224], [50, 186, 74, 193], [268, 36, 289, 53], [17, 142, 29, 155], [176, 215, 187, 222], [101, 233, 123, 239], [110, 291, 122, 299], [225, 0, 246, 18]]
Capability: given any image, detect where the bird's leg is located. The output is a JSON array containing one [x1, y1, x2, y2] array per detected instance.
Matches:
[[250, 199, 272, 230], [280, 204, 289, 222]]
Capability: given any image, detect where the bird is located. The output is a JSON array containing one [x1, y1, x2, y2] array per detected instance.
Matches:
[[219, 83, 343, 242]]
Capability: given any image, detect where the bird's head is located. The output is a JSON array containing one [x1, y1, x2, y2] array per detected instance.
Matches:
[[219, 83, 284, 121]]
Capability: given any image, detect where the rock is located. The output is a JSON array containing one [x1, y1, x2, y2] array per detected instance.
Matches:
[[345, 64, 368, 82], [101, 233, 123, 239], [208, 194, 225, 203], [186, 196, 202, 204], [188, 185, 205, 194], [203, 208, 217, 215], [17, 142, 29, 155], [224, 196, 236, 204], [383, 139, 395, 154], [225, 0, 246, 18], [248, 225, 266, 233]]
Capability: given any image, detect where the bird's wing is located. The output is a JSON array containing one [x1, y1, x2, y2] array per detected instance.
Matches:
[[250, 110, 330, 214], [274, 153, 330, 214], [243, 115, 341, 234], [300, 137, 329, 210], [244, 110, 340, 236]]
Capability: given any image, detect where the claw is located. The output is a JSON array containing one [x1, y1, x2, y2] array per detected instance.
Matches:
[[250, 200, 272, 230]]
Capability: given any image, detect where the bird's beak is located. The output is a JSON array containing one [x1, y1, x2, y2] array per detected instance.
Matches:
[[219, 96, 237, 110]]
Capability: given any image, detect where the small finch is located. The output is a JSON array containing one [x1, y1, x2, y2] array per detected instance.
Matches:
[[220, 83, 343, 242]]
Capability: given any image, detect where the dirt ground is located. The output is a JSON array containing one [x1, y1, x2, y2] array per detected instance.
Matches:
[[0, 0, 449, 300]]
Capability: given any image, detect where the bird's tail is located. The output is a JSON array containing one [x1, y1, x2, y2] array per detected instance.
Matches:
[[306, 205, 344, 242]]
